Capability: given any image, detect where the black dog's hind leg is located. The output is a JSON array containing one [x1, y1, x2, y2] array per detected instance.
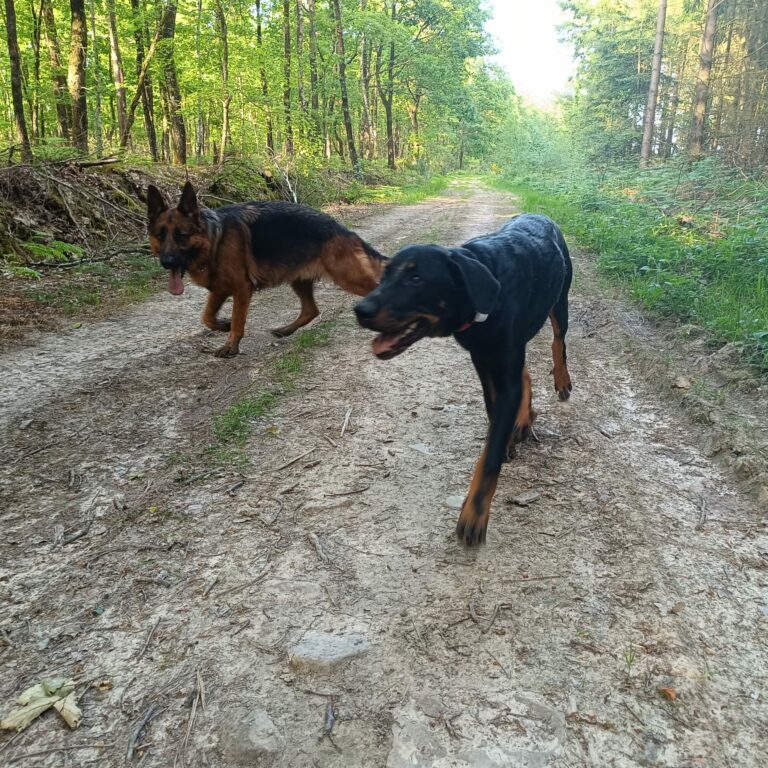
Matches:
[[271, 279, 320, 338], [456, 347, 525, 546], [550, 233, 573, 400]]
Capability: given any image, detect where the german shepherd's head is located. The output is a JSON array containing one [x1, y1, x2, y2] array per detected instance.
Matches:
[[147, 181, 211, 295], [354, 244, 500, 359]]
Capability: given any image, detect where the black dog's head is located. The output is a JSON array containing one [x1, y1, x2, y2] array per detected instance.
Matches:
[[147, 181, 210, 295], [354, 244, 500, 359]]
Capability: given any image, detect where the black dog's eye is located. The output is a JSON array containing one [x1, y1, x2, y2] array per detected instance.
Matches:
[[175, 231, 190, 246], [409, 274, 422, 285]]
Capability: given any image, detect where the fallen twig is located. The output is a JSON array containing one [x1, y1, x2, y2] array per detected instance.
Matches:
[[340, 408, 352, 438], [137, 617, 162, 660], [274, 448, 315, 472], [9, 744, 111, 764], [219, 560, 272, 598], [324, 485, 369, 497], [126, 704, 162, 761], [308, 533, 329, 563]]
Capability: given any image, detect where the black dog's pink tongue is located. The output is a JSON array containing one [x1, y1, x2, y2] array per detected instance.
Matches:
[[372, 333, 398, 357], [167, 270, 184, 295]]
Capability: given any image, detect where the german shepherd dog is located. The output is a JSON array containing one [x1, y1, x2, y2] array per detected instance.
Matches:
[[147, 181, 385, 357], [354, 214, 573, 546]]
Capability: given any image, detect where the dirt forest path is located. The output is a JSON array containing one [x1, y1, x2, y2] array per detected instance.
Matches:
[[1, 179, 766, 767]]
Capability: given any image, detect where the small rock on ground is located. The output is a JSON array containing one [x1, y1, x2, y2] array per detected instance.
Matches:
[[220, 708, 285, 767], [288, 630, 370, 670]]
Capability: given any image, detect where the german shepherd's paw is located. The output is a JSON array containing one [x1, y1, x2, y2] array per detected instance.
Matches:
[[214, 343, 240, 358], [270, 325, 298, 338], [212, 320, 231, 332], [456, 506, 488, 547]]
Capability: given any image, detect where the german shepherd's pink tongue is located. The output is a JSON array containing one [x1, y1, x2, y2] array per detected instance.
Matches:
[[167, 270, 184, 295]]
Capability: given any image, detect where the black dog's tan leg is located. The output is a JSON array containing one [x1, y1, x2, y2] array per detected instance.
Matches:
[[508, 366, 537, 458], [215, 287, 252, 358], [456, 351, 524, 546], [271, 279, 320, 338], [549, 301, 572, 400], [203, 291, 231, 332]]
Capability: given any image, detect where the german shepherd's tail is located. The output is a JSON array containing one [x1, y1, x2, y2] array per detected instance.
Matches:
[[355, 234, 386, 264]]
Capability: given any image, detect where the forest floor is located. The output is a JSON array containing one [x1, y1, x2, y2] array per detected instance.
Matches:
[[1, 178, 767, 767]]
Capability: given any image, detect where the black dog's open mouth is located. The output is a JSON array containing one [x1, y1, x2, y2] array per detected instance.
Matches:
[[166, 268, 185, 296], [372, 318, 433, 359]]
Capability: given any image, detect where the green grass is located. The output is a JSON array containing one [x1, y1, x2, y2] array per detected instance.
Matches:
[[355, 174, 449, 205], [490, 167, 768, 373], [210, 322, 335, 462], [21, 254, 164, 314]]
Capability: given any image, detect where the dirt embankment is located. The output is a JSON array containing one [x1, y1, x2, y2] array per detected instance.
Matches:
[[1, 179, 766, 767]]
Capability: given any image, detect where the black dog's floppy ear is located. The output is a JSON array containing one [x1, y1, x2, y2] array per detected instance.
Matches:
[[178, 180, 200, 217], [147, 185, 168, 222], [448, 248, 500, 320]]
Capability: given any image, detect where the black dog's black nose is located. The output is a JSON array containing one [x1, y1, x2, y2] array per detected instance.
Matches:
[[160, 255, 176, 270], [354, 300, 377, 322]]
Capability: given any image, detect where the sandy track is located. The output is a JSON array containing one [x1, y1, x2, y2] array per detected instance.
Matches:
[[0, 179, 765, 767]]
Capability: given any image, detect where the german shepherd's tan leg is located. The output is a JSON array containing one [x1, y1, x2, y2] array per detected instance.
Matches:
[[322, 236, 382, 296], [202, 291, 231, 332], [271, 279, 320, 338], [215, 286, 252, 358]]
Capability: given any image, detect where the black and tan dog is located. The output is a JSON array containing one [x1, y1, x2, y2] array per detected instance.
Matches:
[[147, 181, 384, 357], [354, 214, 573, 546]]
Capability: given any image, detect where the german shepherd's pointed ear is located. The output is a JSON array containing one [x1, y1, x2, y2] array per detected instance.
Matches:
[[147, 185, 168, 223], [448, 248, 500, 318], [178, 181, 200, 218]]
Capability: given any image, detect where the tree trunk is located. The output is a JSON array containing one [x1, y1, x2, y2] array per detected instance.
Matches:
[[376, 19, 396, 171], [282, 0, 294, 155], [106, 0, 127, 144], [296, 0, 307, 116], [256, 0, 273, 152], [68, 0, 88, 153], [30, 0, 44, 141], [640, 0, 667, 167], [689, 0, 718, 158], [359, 0, 373, 159], [88, 0, 103, 155], [4, 0, 33, 160], [129, 0, 158, 159], [42, 0, 71, 139], [159, 2, 186, 164], [331, 0, 359, 168], [195, 0, 203, 159], [307, 0, 319, 131], [214, 0, 231, 162]]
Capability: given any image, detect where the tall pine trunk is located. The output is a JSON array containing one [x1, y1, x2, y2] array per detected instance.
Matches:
[[88, 0, 103, 155], [331, 0, 358, 168], [195, 0, 203, 159], [256, 0, 273, 152], [107, 0, 127, 144], [307, 0, 319, 132], [42, 0, 71, 139], [640, 0, 667, 167], [214, 0, 231, 162], [282, 0, 294, 155], [129, 0, 158, 159], [296, 0, 307, 117], [159, 2, 186, 164], [30, 0, 43, 141], [4, 0, 33, 160], [359, 0, 374, 159], [68, 0, 88, 153], [689, 0, 718, 158]]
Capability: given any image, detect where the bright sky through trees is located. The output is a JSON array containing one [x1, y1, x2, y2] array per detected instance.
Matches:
[[486, 0, 575, 106]]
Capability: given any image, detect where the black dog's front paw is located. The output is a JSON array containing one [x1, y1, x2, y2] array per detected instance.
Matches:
[[456, 507, 488, 547]]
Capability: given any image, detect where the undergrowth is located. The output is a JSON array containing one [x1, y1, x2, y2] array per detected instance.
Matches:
[[210, 323, 334, 463], [490, 157, 768, 372]]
